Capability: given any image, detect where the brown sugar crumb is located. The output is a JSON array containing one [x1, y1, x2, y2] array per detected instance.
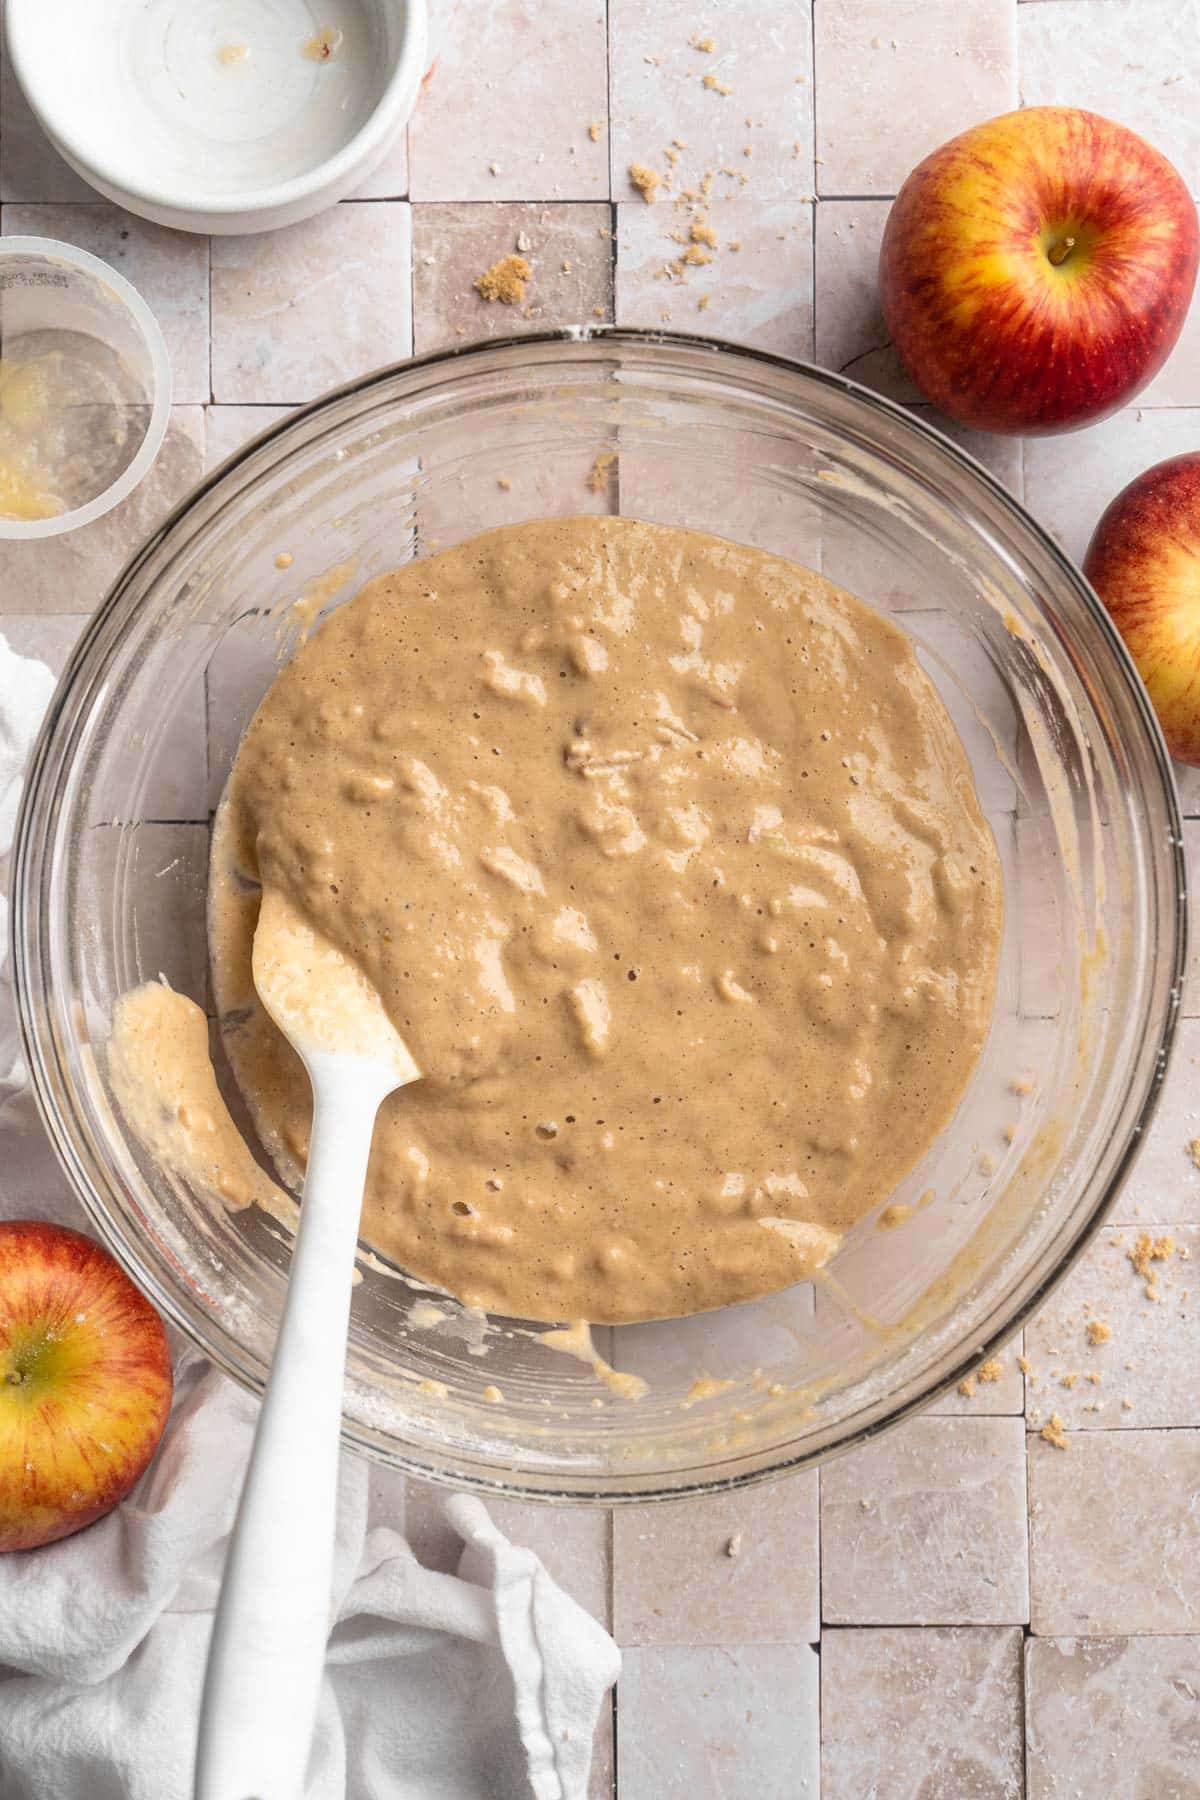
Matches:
[[629, 162, 662, 203], [957, 1376, 976, 1398], [978, 1358, 1005, 1385], [1010, 1075, 1035, 1097], [1086, 1371, 1103, 1386], [1128, 1231, 1176, 1298], [727, 239, 742, 252], [691, 217, 718, 248], [691, 33, 715, 52], [497, 477, 513, 491], [1086, 1319, 1112, 1346], [702, 72, 732, 94], [1040, 1413, 1069, 1450], [1016, 1353, 1033, 1376], [1122, 1397, 1135, 1411], [475, 254, 532, 306], [586, 451, 617, 493], [587, 121, 601, 142], [1059, 1372, 1080, 1390], [724, 1531, 742, 1557], [673, 136, 687, 150], [697, 294, 711, 312], [682, 244, 712, 266], [561, 260, 573, 273], [1189, 1137, 1200, 1170]]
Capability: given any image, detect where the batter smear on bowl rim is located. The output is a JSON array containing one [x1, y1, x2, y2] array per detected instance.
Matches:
[[207, 516, 1003, 1325]]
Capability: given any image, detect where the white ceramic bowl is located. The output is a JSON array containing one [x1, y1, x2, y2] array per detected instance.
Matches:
[[7, 0, 428, 235]]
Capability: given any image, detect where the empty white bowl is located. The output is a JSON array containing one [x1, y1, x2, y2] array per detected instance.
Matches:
[[7, 0, 428, 235]]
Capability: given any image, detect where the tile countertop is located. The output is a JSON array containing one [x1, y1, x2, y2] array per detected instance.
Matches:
[[3, 3, 1200, 1795]]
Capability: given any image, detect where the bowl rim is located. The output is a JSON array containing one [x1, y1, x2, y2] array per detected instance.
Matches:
[[12, 326, 1189, 1500], [5, 0, 428, 219]]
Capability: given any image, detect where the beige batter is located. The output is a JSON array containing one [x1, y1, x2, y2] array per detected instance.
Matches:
[[206, 516, 1002, 1325]]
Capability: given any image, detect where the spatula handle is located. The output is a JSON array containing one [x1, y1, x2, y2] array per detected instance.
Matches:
[[194, 1062, 387, 1800]]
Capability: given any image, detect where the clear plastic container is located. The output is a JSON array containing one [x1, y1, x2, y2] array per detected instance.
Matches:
[[12, 331, 1186, 1501], [0, 238, 170, 539]]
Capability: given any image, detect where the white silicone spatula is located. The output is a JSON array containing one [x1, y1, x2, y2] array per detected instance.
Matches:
[[194, 887, 420, 1800]]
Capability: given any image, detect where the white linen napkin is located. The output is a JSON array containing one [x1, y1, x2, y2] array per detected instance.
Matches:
[[0, 632, 619, 1799]]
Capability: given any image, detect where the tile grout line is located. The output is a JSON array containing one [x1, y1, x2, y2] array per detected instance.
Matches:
[[206, 231, 213, 405]]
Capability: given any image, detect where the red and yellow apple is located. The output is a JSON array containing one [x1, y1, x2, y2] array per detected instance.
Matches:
[[879, 107, 1199, 434], [1084, 454, 1200, 766], [0, 1222, 172, 1552]]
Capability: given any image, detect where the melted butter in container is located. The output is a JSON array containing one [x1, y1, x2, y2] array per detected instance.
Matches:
[[0, 239, 170, 539], [200, 516, 1003, 1327]]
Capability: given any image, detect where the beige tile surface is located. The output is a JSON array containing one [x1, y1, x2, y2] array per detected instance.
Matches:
[[814, 0, 1017, 196], [0, 406, 204, 615], [1114, 1020, 1200, 1224], [1021, 406, 1200, 567], [1024, 1226, 1199, 1430], [1140, 259, 1200, 407], [411, 202, 613, 354], [1182, 764, 1200, 821], [1, 205, 210, 403], [1025, 1635, 1200, 1800], [608, 0, 814, 204], [813, 198, 918, 401], [1188, 822, 1200, 1010], [211, 203, 412, 402], [822, 1626, 1024, 1799], [0, 36, 97, 203], [1028, 1428, 1200, 1635], [615, 196, 814, 355], [612, 1475, 819, 1647], [408, 0, 609, 202], [617, 1644, 819, 1799], [204, 405, 292, 473], [350, 129, 410, 201], [821, 1416, 1030, 1625], [1019, 0, 1200, 190]]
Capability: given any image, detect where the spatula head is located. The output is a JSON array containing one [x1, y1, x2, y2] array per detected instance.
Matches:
[[251, 886, 420, 1086]]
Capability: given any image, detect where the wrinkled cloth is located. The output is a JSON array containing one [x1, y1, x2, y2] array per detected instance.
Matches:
[[0, 632, 619, 1798]]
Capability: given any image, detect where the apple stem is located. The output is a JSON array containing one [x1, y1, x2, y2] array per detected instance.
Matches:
[[1048, 235, 1077, 268], [6, 1370, 27, 1386]]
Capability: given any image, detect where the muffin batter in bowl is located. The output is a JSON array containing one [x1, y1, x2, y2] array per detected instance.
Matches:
[[209, 517, 1002, 1324]]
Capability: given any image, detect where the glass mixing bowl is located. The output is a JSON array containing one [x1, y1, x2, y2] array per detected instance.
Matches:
[[12, 330, 1186, 1501]]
